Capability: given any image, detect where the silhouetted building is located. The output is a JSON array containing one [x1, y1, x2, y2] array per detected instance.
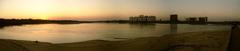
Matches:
[[186, 17, 208, 24], [129, 15, 156, 22], [148, 16, 157, 21], [170, 14, 178, 24], [199, 17, 208, 23], [186, 17, 197, 22]]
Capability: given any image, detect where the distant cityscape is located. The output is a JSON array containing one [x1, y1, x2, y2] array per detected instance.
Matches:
[[127, 14, 240, 25], [0, 14, 239, 27], [129, 15, 157, 22], [128, 14, 208, 24]]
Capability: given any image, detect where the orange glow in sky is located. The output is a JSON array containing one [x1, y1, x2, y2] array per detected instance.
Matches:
[[0, 0, 239, 21]]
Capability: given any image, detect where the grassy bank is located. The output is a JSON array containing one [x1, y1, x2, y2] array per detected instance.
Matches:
[[0, 31, 230, 51]]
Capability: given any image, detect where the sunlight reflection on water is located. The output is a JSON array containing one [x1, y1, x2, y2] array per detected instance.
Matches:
[[0, 23, 230, 43]]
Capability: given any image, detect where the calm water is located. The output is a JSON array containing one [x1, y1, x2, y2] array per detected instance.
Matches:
[[0, 23, 230, 43]]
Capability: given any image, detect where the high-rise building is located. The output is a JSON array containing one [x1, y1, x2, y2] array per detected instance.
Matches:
[[170, 14, 178, 23], [149, 16, 156, 21], [186, 17, 197, 22], [199, 17, 208, 22], [129, 15, 156, 22], [186, 17, 208, 24]]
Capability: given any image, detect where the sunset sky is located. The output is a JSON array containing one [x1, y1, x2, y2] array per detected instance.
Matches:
[[0, 0, 239, 21]]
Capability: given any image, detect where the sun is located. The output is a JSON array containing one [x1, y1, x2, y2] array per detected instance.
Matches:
[[39, 15, 49, 20], [41, 17, 48, 20], [33, 8, 51, 20], [26, 0, 53, 20]]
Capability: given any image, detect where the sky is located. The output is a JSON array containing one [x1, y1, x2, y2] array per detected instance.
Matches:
[[0, 0, 239, 21]]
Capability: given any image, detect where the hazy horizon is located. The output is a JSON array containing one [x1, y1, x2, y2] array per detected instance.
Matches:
[[0, 0, 239, 21]]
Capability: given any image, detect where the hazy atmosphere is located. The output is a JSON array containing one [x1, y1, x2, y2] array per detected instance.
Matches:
[[0, 0, 239, 21], [1, 0, 240, 51]]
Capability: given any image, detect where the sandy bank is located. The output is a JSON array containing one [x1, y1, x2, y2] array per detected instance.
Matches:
[[0, 31, 230, 51]]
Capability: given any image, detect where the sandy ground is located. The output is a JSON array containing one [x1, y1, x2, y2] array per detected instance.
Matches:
[[0, 31, 230, 51]]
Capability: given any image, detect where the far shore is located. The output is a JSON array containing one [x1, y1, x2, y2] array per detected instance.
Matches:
[[0, 30, 230, 51]]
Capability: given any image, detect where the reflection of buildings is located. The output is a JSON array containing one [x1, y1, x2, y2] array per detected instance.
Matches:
[[129, 15, 156, 22], [170, 14, 178, 24], [129, 23, 156, 30], [169, 14, 178, 34], [170, 24, 178, 34]]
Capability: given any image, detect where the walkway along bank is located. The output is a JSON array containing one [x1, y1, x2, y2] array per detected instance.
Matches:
[[228, 24, 240, 51]]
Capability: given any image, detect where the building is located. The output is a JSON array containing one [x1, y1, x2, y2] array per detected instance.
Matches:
[[186, 17, 208, 24], [170, 14, 178, 23], [148, 16, 157, 21], [186, 17, 198, 22], [129, 15, 156, 22], [199, 17, 208, 23]]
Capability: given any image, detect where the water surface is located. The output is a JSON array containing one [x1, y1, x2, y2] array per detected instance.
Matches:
[[0, 23, 230, 43]]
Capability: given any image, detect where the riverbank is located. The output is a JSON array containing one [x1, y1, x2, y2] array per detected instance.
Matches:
[[0, 31, 230, 51]]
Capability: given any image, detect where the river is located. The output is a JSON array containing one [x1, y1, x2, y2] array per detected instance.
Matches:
[[0, 23, 230, 43]]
